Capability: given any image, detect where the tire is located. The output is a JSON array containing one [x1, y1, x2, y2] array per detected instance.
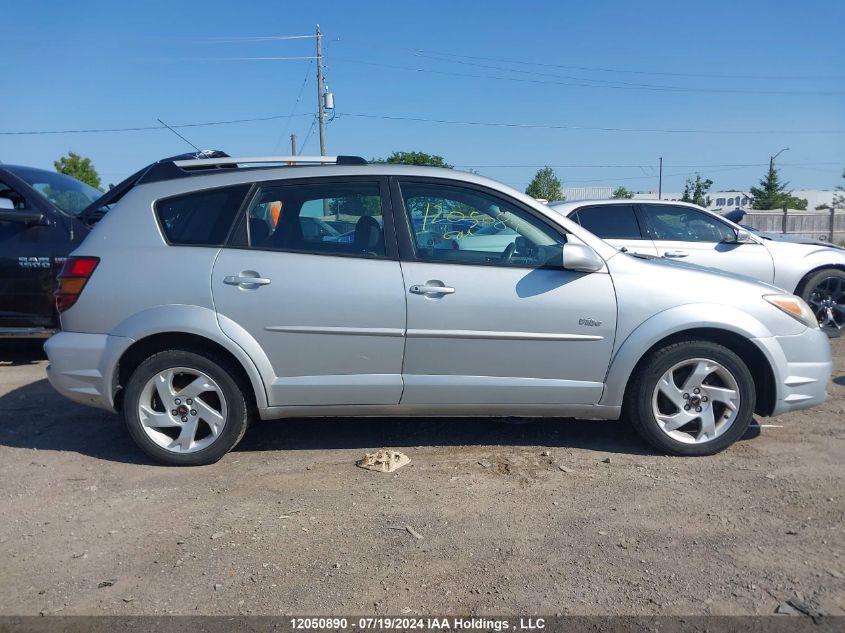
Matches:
[[123, 349, 251, 466], [798, 268, 845, 338], [624, 340, 755, 456]]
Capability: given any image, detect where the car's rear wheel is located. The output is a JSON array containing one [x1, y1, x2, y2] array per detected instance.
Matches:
[[625, 340, 755, 456], [123, 350, 251, 466], [798, 268, 845, 337]]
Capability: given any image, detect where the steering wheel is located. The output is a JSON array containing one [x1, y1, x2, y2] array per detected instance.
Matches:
[[501, 242, 515, 263]]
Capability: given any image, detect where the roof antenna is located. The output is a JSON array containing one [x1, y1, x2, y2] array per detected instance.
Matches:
[[157, 118, 203, 155]]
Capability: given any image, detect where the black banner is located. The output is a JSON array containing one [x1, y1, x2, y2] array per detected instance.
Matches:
[[0, 616, 841, 633]]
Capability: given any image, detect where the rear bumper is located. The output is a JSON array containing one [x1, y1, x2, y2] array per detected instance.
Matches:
[[754, 327, 833, 416], [44, 331, 133, 411]]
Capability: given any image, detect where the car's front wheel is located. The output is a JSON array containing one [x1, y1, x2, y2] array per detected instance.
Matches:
[[123, 350, 251, 466], [799, 268, 845, 337], [625, 340, 755, 456]]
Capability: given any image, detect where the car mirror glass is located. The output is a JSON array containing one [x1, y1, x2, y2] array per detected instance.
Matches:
[[723, 228, 754, 244], [736, 228, 756, 243], [0, 198, 15, 210]]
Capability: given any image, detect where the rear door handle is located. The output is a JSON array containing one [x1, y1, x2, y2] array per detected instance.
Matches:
[[663, 250, 689, 258], [409, 283, 455, 295], [224, 273, 272, 287]]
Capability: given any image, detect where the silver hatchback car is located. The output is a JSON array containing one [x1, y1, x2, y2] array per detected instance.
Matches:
[[44, 155, 833, 465]]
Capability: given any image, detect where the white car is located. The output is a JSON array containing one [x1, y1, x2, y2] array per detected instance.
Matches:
[[551, 199, 845, 335]]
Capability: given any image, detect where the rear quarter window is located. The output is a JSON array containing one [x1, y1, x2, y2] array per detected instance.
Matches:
[[154, 184, 250, 246]]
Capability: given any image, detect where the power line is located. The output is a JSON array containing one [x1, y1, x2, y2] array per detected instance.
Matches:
[[410, 51, 753, 92], [4, 111, 843, 138], [203, 56, 318, 61], [0, 112, 314, 136], [337, 112, 845, 135], [334, 58, 844, 97], [299, 116, 318, 153], [454, 162, 842, 169], [272, 59, 313, 152], [562, 164, 759, 184], [333, 38, 844, 81], [192, 35, 316, 43], [408, 48, 845, 82]]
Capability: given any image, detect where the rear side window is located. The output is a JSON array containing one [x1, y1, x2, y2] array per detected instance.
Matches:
[[244, 181, 386, 258], [155, 184, 250, 246], [573, 205, 643, 239]]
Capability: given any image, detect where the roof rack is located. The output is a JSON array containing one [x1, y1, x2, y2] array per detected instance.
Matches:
[[139, 154, 368, 185], [172, 155, 366, 168]]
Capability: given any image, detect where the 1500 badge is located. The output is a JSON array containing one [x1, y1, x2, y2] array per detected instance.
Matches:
[[579, 318, 602, 327], [18, 256, 52, 269]]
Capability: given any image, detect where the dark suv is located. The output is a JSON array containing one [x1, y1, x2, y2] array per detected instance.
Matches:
[[0, 164, 101, 337]]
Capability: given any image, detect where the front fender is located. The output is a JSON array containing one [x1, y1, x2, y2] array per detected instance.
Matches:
[[775, 245, 845, 293], [600, 303, 776, 407], [110, 304, 271, 409]]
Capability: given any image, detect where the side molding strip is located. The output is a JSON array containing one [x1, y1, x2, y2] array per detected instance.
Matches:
[[265, 326, 603, 342], [406, 329, 603, 342], [265, 326, 405, 337]]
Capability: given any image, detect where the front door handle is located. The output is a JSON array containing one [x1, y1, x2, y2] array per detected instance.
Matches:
[[409, 283, 455, 296], [663, 250, 689, 258], [224, 272, 272, 287]]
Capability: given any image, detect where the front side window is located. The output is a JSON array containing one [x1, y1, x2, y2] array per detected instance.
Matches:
[[245, 181, 385, 258], [572, 204, 643, 239], [399, 181, 565, 268], [155, 184, 250, 246], [641, 204, 735, 242], [4, 166, 102, 215]]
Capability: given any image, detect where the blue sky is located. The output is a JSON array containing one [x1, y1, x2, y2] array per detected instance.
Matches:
[[2, 0, 843, 193]]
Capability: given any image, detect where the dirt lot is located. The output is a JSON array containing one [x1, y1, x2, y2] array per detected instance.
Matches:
[[0, 338, 843, 617]]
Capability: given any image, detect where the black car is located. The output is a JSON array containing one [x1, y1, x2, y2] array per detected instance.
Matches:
[[0, 151, 230, 338], [0, 164, 100, 337]]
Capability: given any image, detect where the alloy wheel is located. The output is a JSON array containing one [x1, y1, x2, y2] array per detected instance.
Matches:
[[651, 358, 741, 444], [137, 367, 228, 454], [808, 276, 845, 332]]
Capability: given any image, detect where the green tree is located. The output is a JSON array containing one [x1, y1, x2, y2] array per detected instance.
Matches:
[[680, 173, 713, 207], [53, 152, 102, 190], [525, 166, 563, 201], [750, 164, 808, 210], [371, 151, 452, 168], [612, 186, 634, 199]]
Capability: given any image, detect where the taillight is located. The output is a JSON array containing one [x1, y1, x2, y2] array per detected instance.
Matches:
[[56, 256, 99, 312]]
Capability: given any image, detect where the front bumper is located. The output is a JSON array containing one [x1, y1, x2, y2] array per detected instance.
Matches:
[[753, 326, 833, 416], [44, 331, 134, 411]]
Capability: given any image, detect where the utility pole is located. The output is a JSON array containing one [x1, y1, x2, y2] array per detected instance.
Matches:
[[658, 157, 663, 200], [316, 24, 327, 156], [290, 134, 297, 156]]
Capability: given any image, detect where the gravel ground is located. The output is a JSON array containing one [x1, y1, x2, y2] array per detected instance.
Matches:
[[0, 338, 843, 617]]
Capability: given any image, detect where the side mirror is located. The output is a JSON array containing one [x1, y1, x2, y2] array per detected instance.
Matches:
[[0, 198, 14, 210], [723, 228, 755, 244], [562, 243, 604, 273], [736, 228, 756, 243], [0, 208, 48, 226]]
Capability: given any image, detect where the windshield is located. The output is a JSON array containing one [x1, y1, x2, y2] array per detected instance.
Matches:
[[5, 166, 102, 215]]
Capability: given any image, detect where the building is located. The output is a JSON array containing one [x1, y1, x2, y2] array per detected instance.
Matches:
[[560, 187, 613, 201], [633, 190, 838, 211]]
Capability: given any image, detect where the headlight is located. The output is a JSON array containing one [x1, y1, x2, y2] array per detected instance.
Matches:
[[763, 294, 818, 329]]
